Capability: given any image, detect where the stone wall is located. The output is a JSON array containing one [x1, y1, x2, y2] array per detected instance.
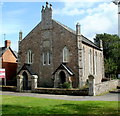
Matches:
[[95, 79, 119, 95], [33, 88, 88, 96]]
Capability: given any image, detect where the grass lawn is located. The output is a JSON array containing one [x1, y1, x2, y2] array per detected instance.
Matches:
[[1, 95, 120, 115]]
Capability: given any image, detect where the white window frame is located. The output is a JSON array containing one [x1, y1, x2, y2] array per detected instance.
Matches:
[[43, 52, 47, 65], [27, 50, 33, 64], [94, 52, 97, 75], [47, 52, 51, 65], [82, 47, 85, 76], [89, 49, 92, 74], [63, 46, 69, 63]]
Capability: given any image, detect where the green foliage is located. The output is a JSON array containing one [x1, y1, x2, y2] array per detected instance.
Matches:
[[62, 82, 71, 89], [105, 58, 118, 74], [94, 33, 120, 78], [2, 95, 119, 115]]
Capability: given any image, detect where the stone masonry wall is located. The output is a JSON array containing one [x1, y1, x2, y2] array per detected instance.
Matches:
[[82, 43, 103, 86], [95, 79, 119, 95]]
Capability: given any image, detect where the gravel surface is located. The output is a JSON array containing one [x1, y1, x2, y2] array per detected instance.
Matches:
[[1, 91, 120, 101]]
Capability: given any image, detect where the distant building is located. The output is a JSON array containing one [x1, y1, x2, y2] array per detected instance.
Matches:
[[0, 40, 17, 85], [17, 2, 104, 90]]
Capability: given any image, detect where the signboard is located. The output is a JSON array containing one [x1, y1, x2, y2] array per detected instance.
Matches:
[[0, 69, 5, 78]]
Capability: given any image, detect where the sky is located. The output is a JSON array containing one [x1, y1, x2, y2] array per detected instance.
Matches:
[[0, 0, 118, 51]]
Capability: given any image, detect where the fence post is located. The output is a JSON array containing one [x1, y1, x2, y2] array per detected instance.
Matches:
[[88, 75, 95, 96]]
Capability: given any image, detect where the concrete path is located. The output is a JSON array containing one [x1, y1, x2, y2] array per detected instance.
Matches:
[[1, 91, 120, 101]]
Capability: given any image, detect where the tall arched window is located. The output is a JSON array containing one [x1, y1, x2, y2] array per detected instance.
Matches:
[[47, 51, 51, 65], [82, 47, 85, 76], [63, 46, 69, 63], [43, 51, 51, 65], [89, 49, 92, 74], [94, 52, 97, 75], [27, 50, 33, 64]]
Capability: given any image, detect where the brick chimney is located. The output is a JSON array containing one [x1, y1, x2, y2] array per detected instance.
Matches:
[[5, 40, 11, 48]]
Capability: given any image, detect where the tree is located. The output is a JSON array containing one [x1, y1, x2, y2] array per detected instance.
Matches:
[[94, 33, 120, 78]]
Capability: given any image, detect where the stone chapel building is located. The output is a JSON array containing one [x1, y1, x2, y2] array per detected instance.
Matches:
[[17, 2, 104, 90]]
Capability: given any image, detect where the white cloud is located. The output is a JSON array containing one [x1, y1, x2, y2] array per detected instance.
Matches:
[[54, 2, 118, 41], [53, 1, 95, 16], [77, 2, 117, 40]]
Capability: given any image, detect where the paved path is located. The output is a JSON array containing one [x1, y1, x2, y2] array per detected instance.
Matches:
[[1, 91, 120, 101]]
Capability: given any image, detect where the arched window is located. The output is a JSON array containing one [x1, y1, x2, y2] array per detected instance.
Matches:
[[43, 52, 47, 65], [82, 47, 85, 76], [43, 51, 51, 65], [94, 52, 97, 75], [89, 49, 92, 74], [47, 51, 51, 65], [27, 50, 33, 64], [63, 46, 69, 63]]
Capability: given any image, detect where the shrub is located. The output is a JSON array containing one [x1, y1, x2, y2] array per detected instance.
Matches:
[[62, 82, 72, 89]]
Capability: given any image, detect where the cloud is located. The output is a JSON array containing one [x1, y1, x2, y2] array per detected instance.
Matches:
[[53, 1, 95, 16], [54, 1, 117, 40], [77, 2, 117, 40]]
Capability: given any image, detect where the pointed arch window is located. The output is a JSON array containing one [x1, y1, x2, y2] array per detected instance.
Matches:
[[63, 46, 69, 63], [43, 51, 51, 65], [82, 47, 85, 76], [94, 52, 97, 75], [27, 50, 33, 64], [89, 49, 92, 74]]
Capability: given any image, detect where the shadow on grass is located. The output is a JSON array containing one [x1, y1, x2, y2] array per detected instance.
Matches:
[[2, 103, 119, 116]]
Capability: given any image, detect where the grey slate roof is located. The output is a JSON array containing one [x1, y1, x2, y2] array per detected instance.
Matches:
[[17, 63, 36, 75], [52, 63, 74, 76]]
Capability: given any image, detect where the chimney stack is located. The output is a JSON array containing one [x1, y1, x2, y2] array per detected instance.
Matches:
[[5, 40, 11, 48]]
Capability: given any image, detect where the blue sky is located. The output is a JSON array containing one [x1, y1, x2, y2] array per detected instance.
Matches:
[[0, 1, 118, 51]]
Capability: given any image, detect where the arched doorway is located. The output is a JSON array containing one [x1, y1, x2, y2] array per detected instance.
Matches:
[[22, 72, 28, 90], [59, 71, 66, 84]]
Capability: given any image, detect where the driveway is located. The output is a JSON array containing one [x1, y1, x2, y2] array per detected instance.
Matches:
[[1, 91, 120, 101]]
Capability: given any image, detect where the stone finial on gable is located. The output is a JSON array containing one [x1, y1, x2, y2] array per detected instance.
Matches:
[[42, 6, 44, 11], [76, 22, 81, 35], [50, 4, 52, 9], [19, 30, 22, 41], [46, 2, 48, 8]]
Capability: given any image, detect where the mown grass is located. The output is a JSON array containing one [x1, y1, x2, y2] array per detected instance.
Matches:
[[1, 95, 120, 115]]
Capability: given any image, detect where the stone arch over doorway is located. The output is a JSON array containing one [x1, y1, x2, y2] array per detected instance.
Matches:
[[59, 71, 66, 84], [22, 71, 29, 90]]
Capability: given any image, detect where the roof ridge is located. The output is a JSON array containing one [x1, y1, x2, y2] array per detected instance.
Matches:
[[52, 19, 76, 34]]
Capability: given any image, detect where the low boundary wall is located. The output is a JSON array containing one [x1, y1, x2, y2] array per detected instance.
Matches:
[[0, 86, 16, 91], [33, 88, 88, 96], [95, 79, 119, 95]]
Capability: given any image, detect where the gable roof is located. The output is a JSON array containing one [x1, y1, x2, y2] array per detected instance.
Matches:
[[53, 19, 76, 34], [0, 47, 17, 58], [21, 18, 101, 50], [52, 63, 74, 76], [17, 63, 36, 75], [53, 19, 101, 50]]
